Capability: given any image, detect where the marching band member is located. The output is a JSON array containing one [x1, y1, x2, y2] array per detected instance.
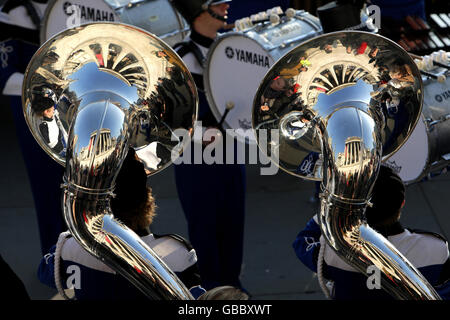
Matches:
[[38, 148, 204, 300], [170, 0, 247, 294], [32, 89, 67, 155], [293, 165, 450, 299]]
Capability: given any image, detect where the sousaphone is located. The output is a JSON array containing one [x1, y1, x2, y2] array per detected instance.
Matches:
[[253, 31, 441, 300], [22, 22, 198, 299]]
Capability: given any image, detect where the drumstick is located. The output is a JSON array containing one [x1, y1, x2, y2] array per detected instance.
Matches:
[[223, 23, 235, 30], [431, 61, 450, 70], [409, 53, 423, 60], [420, 70, 446, 83], [219, 101, 235, 127]]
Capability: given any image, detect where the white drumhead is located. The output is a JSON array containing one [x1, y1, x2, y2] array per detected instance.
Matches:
[[42, 0, 119, 43], [386, 75, 450, 183], [205, 34, 275, 144], [384, 117, 429, 183]]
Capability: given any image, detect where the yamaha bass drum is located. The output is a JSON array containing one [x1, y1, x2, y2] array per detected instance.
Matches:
[[204, 8, 322, 144], [40, 0, 189, 46]]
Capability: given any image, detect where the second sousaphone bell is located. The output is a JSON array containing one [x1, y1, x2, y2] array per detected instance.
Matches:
[[253, 31, 440, 299]]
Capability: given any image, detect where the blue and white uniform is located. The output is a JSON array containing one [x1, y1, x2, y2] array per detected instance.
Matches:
[[293, 215, 450, 299], [38, 232, 204, 300]]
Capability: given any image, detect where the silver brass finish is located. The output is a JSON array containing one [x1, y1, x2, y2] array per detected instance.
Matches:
[[253, 31, 440, 299], [23, 22, 198, 299]]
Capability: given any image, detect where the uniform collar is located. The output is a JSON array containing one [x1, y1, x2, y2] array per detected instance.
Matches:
[[372, 221, 404, 237], [190, 29, 214, 48], [136, 227, 150, 237]]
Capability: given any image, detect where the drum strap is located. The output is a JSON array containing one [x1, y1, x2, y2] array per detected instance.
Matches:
[[173, 40, 205, 68], [173, 40, 206, 92]]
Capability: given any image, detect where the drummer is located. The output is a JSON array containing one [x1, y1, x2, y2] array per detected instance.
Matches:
[[170, 0, 247, 294]]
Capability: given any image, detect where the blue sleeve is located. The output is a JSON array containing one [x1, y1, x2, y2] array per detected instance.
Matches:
[[0, 40, 18, 92], [189, 285, 207, 299], [37, 245, 58, 289], [0, 39, 37, 92], [436, 280, 450, 300], [293, 217, 322, 273]]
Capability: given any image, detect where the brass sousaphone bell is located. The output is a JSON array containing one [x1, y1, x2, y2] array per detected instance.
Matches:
[[253, 31, 441, 300], [22, 23, 198, 299]]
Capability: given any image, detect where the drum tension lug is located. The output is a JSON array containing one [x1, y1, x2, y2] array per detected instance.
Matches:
[[426, 114, 450, 129]]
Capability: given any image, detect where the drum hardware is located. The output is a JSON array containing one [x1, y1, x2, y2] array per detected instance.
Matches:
[[415, 50, 449, 71], [23, 23, 198, 299], [415, 51, 448, 83], [235, 7, 321, 35], [253, 31, 440, 299], [429, 50, 450, 70], [269, 14, 281, 25], [235, 6, 284, 30], [433, 60, 450, 70], [420, 70, 446, 83], [426, 114, 450, 129]]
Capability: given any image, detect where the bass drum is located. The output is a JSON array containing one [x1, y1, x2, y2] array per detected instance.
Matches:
[[384, 73, 450, 184], [41, 0, 189, 47], [106, 0, 189, 47], [204, 9, 322, 144]]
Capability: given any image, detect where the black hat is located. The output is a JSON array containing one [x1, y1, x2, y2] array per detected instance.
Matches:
[[31, 94, 55, 113], [111, 148, 148, 213], [170, 0, 231, 24], [365, 165, 405, 225]]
